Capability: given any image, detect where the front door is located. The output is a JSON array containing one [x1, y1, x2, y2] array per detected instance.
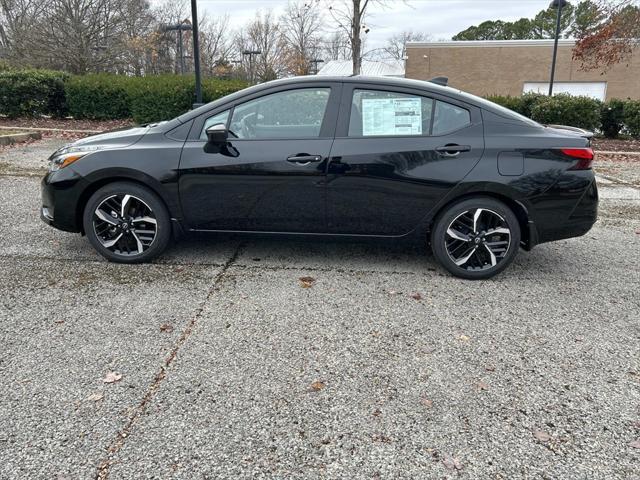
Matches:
[[326, 85, 484, 236], [179, 84, 340, 233]]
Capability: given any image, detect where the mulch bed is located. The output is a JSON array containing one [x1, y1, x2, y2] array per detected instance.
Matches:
[[0, 117, 134, 132], [592, 137, 640, 153]]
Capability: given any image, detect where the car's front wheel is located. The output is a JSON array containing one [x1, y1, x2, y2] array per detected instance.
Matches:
[[430, 197, 520, 280], [83, 182, 171, 263]]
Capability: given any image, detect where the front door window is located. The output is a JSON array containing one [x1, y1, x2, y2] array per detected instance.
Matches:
[[229, 88, 331, 139]]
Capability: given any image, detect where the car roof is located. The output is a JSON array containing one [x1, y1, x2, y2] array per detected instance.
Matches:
[[176, 75, 538, 128]]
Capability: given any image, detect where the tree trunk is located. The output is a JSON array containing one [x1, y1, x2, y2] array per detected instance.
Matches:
[[352, 0, 361, 75]]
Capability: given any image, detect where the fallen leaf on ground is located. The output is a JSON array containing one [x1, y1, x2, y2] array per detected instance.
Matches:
[[372, 408, 382, 417], [410, 292, 422, 300], [485, 365, 496, 372], [533, 429, 551, 442], [629, 439, 640, 449], [442, 455, 463, 470], [54, 320, 64, 325], [299, 276, 316, 288], [309, 380, 325, 391], [103, 371, 122, 384], [87, 392, 103, 402], [476, 380, 489, 391], [159, 323, 174, 333], [421, 398, 433, 408], [459, 334, 470, 342]]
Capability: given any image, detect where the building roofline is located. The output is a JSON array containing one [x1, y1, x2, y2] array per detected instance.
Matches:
[[406, 39, 577, 48]]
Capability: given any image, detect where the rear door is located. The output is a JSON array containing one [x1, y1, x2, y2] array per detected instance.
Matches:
[[178, 82, 341, 233], [326, 83, 484, 235]]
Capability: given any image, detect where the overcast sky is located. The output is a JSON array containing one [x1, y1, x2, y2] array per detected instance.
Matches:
[[195, 0, 548, 49]]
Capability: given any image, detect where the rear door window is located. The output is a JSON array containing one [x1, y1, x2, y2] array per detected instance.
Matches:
[[348, 89, 433, 137]]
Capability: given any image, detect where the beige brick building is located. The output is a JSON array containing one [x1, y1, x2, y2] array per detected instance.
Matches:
[[405, 39, 639, 101]]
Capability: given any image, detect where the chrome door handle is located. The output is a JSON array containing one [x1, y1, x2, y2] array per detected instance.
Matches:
[[435, 145, 471, 157], [286, 154, 322, 165]]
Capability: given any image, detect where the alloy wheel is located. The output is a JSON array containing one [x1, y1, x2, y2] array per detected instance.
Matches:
[[444, 208, 511, 271], [92, 194, 157, 256]]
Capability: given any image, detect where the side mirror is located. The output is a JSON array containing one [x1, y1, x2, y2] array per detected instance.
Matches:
[[205, 123, 228, 144]]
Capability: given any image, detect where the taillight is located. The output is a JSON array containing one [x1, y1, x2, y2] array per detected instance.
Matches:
[[560, 148, 595, 170]]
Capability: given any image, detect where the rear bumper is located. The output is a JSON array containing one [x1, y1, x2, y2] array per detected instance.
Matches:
[[533, 174, 598, 245]]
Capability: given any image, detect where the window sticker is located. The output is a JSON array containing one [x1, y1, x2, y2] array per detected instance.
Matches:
[[361, 97, 422, 136]]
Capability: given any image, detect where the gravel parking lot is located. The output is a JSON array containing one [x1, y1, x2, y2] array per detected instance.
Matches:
[[1, 137, 639, 479]]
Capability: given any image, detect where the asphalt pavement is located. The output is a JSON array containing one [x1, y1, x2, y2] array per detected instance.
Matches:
[[1, 138, 639, 479]]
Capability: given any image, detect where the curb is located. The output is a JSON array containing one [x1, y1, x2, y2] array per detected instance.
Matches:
[[0, 130, 42, 146]]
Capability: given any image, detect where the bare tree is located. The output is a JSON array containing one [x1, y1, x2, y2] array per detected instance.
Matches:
[[235, 11, 287, 83], [0, 0, 42, 61], [280, 0, 323, 75], [326, 0, 403, 75], [383, 30, 429, 61], [199, 14, 233, 76], [321, 31, 351, 61], [0, 0, 163, 74]]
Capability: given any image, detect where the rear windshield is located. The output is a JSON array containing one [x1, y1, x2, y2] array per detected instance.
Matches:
[[450, 89, 542, 127]]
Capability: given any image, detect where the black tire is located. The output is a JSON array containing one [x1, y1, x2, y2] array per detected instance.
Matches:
[[430, 197, 520, 280], [83, 182, 171, 263]]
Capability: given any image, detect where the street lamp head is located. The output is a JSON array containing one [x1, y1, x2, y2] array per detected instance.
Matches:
[[549, 0, 568, 9], [242, 50, 262, 56]]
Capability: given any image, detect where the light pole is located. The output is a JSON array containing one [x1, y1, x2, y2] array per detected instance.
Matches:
[[191, 0, 203, 107], [548, 0, 568, 96], [161, 22, 192, 74], [242, 50, 262, 84]]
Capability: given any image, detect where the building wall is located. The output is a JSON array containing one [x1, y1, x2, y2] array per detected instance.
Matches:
[[405, 40, 639, 101]]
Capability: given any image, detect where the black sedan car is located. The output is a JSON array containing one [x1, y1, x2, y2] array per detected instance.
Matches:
[[41, 76, 597, 279]]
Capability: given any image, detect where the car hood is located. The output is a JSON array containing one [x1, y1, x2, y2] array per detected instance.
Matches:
[[71, 125, 150, 148]]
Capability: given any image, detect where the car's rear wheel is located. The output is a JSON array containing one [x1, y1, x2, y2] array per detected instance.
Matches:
[[431, 197, 520, 280], [83, 182, 171, 263]]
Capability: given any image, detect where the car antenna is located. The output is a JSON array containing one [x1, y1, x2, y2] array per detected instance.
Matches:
[[428, 76, 448, 86]]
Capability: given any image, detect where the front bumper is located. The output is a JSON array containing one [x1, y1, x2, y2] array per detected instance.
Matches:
[[41, 169, 86, 233]]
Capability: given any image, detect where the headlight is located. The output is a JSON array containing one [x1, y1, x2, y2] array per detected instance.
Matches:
[[49, 145, 104, 172]]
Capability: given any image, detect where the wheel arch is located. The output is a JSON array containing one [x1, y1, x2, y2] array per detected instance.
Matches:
[[426, 190, 535, 250], [75, 171, 176, 235]]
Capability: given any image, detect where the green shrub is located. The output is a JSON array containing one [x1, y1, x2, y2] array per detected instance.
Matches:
[[484, 92, 545, 118], [485, 95, 523, 114], [127, 76, 247, 124], [0, 68, 68, 118], [600, 99, 627, 138], [530, 93, 602, 131], [519, 92, 546, 118], [65, 74, 131, 120], [623, 100, 640, 138]]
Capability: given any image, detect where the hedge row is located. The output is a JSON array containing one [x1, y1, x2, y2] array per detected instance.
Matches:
[[487, 92, 640, 138], [0, 69, 247, 123], [66, 74, 248, 123], [0, 69, 69, 118]]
